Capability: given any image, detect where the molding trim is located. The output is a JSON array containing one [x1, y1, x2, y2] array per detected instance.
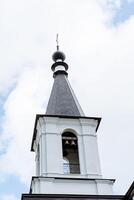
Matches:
[[31, 115, 101, 151], [22, 193, 124, 200]]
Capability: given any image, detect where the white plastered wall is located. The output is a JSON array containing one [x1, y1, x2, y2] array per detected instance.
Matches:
[[31, 116, 114, 195], [33, 116, 102, 178], [31, 177, 114, 195]]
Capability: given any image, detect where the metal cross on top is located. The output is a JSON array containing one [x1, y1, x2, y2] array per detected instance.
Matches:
[[56, 34, 59, 51]]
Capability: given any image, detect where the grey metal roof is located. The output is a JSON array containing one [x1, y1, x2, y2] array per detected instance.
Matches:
[[46, 74, 85, 116]]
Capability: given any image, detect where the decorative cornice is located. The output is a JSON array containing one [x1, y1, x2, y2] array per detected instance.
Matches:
[[31, 114, 101, 151]]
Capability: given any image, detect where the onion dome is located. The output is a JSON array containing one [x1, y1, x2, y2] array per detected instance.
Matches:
[[52, 51, 66, 62], [51, 50, 68, 77]]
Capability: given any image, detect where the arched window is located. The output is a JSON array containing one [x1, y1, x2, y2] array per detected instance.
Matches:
[[62, 132, 80, 174]]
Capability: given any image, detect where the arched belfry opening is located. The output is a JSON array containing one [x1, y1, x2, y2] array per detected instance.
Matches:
[[62, 131, 80, 174]]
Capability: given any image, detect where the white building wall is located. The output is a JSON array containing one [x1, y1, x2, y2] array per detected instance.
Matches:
[[31, 116, 114, 194], [83, 135, 101, 176], [33, 116, 102, 178], [31, 177, 114, 195]]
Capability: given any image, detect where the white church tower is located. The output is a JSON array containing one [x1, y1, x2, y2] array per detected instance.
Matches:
[[30, 45, 115, 195]]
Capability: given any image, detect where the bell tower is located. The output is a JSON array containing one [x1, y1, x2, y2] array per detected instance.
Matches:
[[30, 45, 115, 195]]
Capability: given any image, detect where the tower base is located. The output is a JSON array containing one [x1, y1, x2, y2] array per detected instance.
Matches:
[[30, 176, 115, 195]]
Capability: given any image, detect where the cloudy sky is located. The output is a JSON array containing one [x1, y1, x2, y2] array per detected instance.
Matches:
[[0, 0, 134, 199]]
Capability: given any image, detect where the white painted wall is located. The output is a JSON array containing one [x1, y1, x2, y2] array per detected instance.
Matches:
[[31, 177, 114, 195], [31, 116, 114, 194], [33, 116, 102, 178]]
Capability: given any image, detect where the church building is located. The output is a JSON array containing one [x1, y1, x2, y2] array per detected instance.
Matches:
[[21, 45, 134, 200]]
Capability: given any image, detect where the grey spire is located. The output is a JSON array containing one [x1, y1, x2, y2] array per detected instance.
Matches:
[[46, 48, 85, 117]]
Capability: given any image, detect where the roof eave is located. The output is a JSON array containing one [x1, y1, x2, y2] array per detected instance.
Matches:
[[22, 193, 124, 200]]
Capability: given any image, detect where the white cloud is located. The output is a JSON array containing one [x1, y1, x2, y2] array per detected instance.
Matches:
[[0, 66, 52, 184], [99, 0, 122, 8], [0, 0, 134, 195]]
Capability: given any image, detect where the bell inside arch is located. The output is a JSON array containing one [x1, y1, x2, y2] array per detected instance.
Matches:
[[65, 140, 69, 145], [71, 140, 75, 145]]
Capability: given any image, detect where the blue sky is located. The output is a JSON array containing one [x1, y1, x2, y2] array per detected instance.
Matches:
[[0, 0, 134, 200], [0, 176, 27, 199], [114, 0, 134, 24]]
